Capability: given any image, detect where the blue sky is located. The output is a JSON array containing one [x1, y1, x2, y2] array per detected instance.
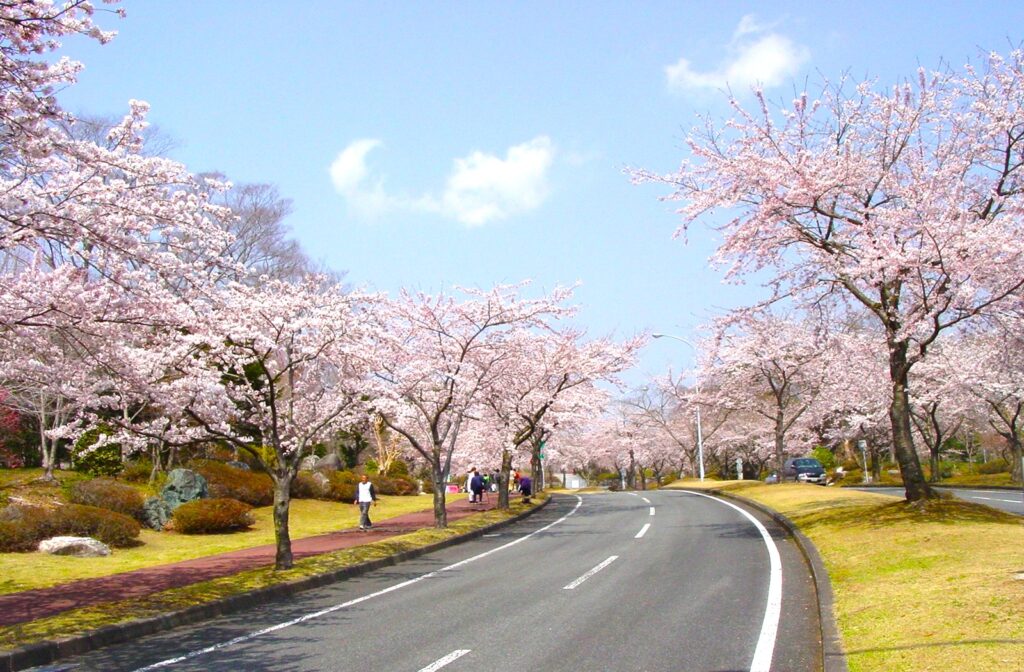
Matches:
[[57, 1, 1024, 386]]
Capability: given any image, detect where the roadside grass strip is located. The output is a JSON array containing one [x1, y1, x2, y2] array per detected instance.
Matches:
[[0, 500, 544, 654], [0, 496, 458, 595], [667, 480, 1024, 672]]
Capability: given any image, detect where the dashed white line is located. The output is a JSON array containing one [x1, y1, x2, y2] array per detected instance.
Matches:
[[649, 507, 656, 516], [418, 649, 471, 672], [641, 496, 651, 504], [130, 497, 585, 671], [563, 555, 619, 590], [635, 523, 651, 538]]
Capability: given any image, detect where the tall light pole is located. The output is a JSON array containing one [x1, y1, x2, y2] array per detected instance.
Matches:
[[652, 333, 705, 482]]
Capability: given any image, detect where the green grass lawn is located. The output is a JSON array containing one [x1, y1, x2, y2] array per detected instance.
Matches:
[[0, 493, 456, 595], [666, 480, 1024, 672], [0, 498, 539, 652]]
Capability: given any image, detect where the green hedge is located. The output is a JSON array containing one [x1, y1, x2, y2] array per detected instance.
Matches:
[[172, 498, 255, 534]]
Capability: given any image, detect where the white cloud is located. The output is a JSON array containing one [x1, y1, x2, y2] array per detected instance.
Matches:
[[665, 15, 809, 93], [328, 138, 393, 219], [328, 136, 555, 227]]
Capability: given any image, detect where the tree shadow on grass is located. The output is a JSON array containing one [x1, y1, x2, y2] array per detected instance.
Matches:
[[785, 497, 1023, 532], [845, 638, 1024, 654]]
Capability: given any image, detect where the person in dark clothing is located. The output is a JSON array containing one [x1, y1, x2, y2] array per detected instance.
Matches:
[[518, 475, 532, 503], [470, 470, 486, 505]]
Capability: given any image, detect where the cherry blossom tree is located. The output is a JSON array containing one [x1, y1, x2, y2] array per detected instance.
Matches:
[[635, 52, 1024, 500], [699, 314, 827, 480], [371, 284, 574, 527], [94, 278, 374, 569], [483, 328, 639, 507]]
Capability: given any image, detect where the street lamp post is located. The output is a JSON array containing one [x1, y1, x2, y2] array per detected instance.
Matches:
[[653, 333, 705, 482]]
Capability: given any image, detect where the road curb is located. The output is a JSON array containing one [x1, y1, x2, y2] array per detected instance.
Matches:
[[677, 487, 849, 672], [0, 497, 551, 672]]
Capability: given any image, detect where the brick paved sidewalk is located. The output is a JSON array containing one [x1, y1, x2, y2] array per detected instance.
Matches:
[[0, 496, 500, 627]]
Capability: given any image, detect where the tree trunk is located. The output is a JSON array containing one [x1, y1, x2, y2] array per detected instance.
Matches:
[[627, 449, 636, 490], [432, 462, 448, 528], [498, 449, 512, 509], [774, 409, 786, 482], [1010, 435, 1023, 484], [887, 342, 934, 501], [271, 475, 294, 570]]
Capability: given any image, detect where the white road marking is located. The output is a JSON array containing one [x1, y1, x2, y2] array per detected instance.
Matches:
[[563, 555, 619, 590], [418, 649, 471, 672], [130, 497, 585, 672], [635, 523, 651, 538], [969, 495, 1021, 504], [627, 492, 640, 497], [649, 507, 656, 516], [483, 533, 501, 537], [641, 496, 651, 504], [679, 491, 782, 672]]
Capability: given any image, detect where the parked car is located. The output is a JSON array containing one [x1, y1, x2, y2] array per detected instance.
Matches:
[[783, 457, 827, 485], [764, 471, 780, 484]]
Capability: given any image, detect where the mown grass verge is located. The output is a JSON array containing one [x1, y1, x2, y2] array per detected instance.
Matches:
[[0, 495, 456, 595], [665, 480, 1024, 672], [0, 498, 540, 653]]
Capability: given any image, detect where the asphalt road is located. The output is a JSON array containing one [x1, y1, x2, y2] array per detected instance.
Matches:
[[850, 486, 1024, 516], [36, 491, 823, 672]]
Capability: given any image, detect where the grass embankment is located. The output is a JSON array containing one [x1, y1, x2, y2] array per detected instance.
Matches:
[[0, 495, 451, 595], [0, 497, 540, 652], [667, 479, 1024, 672]]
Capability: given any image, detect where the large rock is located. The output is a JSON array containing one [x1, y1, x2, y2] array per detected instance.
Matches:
[[143, 496, 172, 530], [299, 455, 319, 472], [161, 468, 208, 510], [39, 536, 111, 557], [311, 471, 331, 497], [225, 460, 251, 471], [313, 453, 342, 472]]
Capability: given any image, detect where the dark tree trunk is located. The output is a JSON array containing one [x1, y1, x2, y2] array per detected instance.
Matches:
[[432, 462, 448, 528], [272, 475, 293, 570], [887, 341, 934, 501], [774, 409, 786, 482], [498, 449, 512, 509]]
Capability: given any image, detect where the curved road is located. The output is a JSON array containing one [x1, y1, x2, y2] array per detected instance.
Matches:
[[40, 491, 823, 672]]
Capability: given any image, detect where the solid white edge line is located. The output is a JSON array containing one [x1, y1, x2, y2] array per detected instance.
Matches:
[[131, 496, 585, 672], [649, 507, 656, 516], [635, 523, 651, 538], [679, 491, 782, 672], [418, 649, 471, 672], [971, 495, 1020, 503], [562, 555, 619, 590]]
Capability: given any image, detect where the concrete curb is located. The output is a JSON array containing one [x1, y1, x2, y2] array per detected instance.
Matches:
[[676, 487, 849, 672], [0, 498, 551, 672]]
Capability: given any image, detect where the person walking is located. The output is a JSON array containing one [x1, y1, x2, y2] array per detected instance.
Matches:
[[354, 474, 377, 530], [518, 474, 532, 504]]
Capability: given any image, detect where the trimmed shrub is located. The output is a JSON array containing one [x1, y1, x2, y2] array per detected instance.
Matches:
[[172, 498, 255, 534], [189, 459, 273, 506], [291, 471, 329, 499], [51, 504, 141, 547], [68, 478, 146, 522], [71, 425, 123, 477], [978, 459, 1009, 475], [0, 503, 140, 551], [120, 459, 154, 483], [370, 474, 417, 496], [328, 470, 359, 502]]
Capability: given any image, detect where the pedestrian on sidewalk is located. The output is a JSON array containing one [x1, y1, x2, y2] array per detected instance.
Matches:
[[470, 470, 486, 506], [467, 467, 479, 503], [354, 474, 377, 530]]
